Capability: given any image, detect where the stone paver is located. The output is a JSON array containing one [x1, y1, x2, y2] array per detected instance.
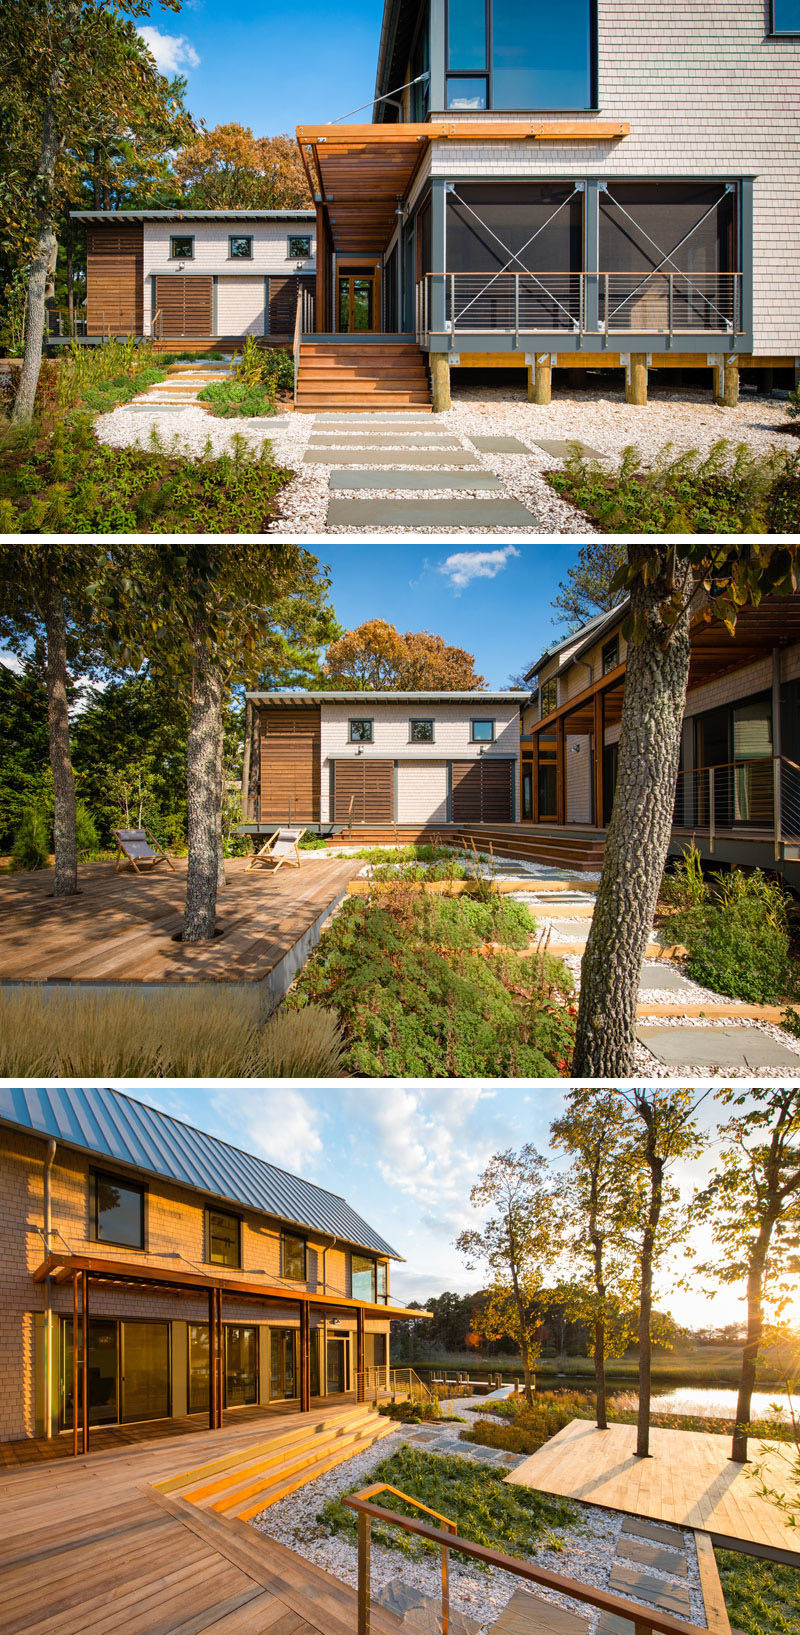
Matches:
[[621, 1518, 685, 1548], [636, 1024, 800, 1070], [328, 469, 504, 490], [594, 1616, 634, 1635], [307, 432, 458, 446], [617, 1537, 688, 1577], [374, 1579, 481, 1635], [637, 965, 697, 994], [326, 496, 538, 527], [535, 439, 608, 461], [308, 449, 483, 467], [607, 1563, 691, 1619], [468, 434, 532, 453], [491, 1589, 590, 1635]]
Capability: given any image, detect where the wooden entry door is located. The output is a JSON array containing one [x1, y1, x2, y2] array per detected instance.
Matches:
[[332, 760, 394, 824], [153, 274, 213, 337], [337, 262, 381, 332], [451, 760, 513, 823], [259, 707, 321, 825]]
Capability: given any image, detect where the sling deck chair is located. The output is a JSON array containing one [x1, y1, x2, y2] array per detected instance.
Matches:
[[246, 827, 306, 872], [113, 828, 175, 874]]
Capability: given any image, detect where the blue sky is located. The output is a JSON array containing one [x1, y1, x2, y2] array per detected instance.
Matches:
[[140, 0, 387, 131]]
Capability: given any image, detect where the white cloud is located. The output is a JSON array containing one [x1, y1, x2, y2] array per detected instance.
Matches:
[[438, 546, 521, 593], [138, 26, 200, 74], [0, 650, 23, 674], [213, 1087, 323, 1177]]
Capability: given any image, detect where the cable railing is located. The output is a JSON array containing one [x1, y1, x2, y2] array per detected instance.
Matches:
[[343, 1486, 709, 1635], [417, 271, 743, 342], [672, 755, 800, 859], [292, 282, 316, 403], [364, 1366, 434, 1403]]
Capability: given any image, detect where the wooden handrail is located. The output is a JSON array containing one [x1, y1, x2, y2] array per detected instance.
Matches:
[[342, 1491, 709, 1635], [151, 308, 163, 340]]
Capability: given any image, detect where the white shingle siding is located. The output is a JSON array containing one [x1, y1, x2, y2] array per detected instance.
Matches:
[[216, 276, 267, 336], [566, 735, 593, 822], [415, 2, 800, 355], [396, 762, 449, 822], [142, 219, 315, 336]]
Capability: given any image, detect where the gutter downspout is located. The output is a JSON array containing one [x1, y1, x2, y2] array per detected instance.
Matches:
[[43, 1139, 56, 1438]]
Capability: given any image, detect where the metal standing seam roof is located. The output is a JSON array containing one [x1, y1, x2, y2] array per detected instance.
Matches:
[[247, 691, 529, 705], [0, 1085, 401, 1261], [523, 601, 629, 683], [70, 209, 316, 222]]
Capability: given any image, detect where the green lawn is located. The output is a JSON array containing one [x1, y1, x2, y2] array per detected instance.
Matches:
[[716, 1548, 800, 1635]]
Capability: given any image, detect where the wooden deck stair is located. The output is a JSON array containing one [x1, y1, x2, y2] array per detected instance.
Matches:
[[157, 1405, 396, 1523], [326, 824, 606, 872], [295, 341, 432, 411]]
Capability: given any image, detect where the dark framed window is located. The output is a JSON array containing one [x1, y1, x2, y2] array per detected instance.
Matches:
[[470, 718, 495, 743], [207, 1207, 241, 1268], [169, 235, 194, 260], [228, 234, 253, 260], [376, 1261, 388, 1304], [601, 636, 620, 675], [410, 718, 435, 743], [288, 234, 312, 259], [540, 678, 558, 717], [352, 1254, 377, 1302], [91, 1170, 145, 1249], [771, 0, 800, 30], [282, 1231, 307, 1281], [446, 0, 596, 111], [348, 718, 373, 743]]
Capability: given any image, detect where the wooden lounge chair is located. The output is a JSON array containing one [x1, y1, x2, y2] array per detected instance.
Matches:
[[246, 827, 306, 872], [113, 828, 175, 874]]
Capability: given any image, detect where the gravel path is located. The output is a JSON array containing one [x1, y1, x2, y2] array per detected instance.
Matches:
[[94, 382, 793, 535], [251, 1403, 706, 1632]]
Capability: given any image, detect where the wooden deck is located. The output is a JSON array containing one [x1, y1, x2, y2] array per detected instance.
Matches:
[[0, 1407, 402, 1635], [507, 1418, 800, 1561], [0, 856, 361, 984]]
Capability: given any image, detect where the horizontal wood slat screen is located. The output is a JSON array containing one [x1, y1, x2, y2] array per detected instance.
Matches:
[[259, 708, 320, 822], [269, 274, 315, 334], [451, 760, 513, 823], [332, 760, 394, 825], [86, 224, 143, 336], [154, 275, 213, 337]]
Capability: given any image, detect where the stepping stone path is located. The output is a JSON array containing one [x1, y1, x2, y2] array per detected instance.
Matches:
[[535, 439, 608, 461], [129, 360, 234, 410], [327, 496, 539, 527], [597, 1516, 695, 1633], [636, 1024, 800, 1071]]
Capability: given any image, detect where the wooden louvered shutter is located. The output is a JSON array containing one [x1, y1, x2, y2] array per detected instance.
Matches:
[[154, 275, 213, 337], [259, 709, 320, 823], [451, 760, 512, 822], [332, 761, 394, 824], [86, 226, 143, 336]]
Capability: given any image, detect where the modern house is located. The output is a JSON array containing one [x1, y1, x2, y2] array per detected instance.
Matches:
[[0, 1085, 419, 1451], [71, 209, 316, 346], [243, 690, 526, 829], [521, 594, 800, 885], [292, 0, 800, 408]]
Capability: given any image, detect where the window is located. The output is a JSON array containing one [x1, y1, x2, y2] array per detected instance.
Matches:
[[410, 718, 434, 743], [288, 235, 312, 259], [540, 678, 558, 717], [352, 1254, 377, 1302], [207, 1208, 241, 1268], [470, 718, 495, 743], [92, 1170, 144, 1249], [771, 0, 800, 30], [447, 0, 488, 107], [169, 235, 194, 260], [348, 718, 373, 743], [228, 235, 253, 260], [446, 0, 595, 111], [376, 1261, 388, 1304], [282, 1231, 307, 1281], [601, 637, 619, 675]]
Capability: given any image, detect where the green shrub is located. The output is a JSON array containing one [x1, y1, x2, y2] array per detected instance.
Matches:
[[462, 1391, 591, 1456], [660, 843, 708, 909], [0, 417, 291, 533], [75, 800, 99, 858], [198, 378, 278, 418], [378, 1399, 441, 1423], [787, 384, 800, 420], [11, 807, 50, 870], [317, 1443, 577, 1563], [670, 874, 794, 1002], [716, 1548, 800, 1635], [547, 438, 800, 532], [288, 892, 575, 1076]]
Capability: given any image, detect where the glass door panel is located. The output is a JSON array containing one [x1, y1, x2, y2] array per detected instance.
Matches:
[[225, 1325, 258, 1406], [538, 763, 557, 821], [269, 1327, 296, 1399], [310, 1329, 321, 1397], [188, 1323, 210, 1414], [336, 268, 379, 333], [326, 1335, 349, 1395], [61, 1318, 118, 1428], [121, 1321, 170, 1423]]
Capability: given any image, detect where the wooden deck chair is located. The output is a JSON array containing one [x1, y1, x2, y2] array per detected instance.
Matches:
[[113, 828, 175, 874], [246, 827, 306, 872]]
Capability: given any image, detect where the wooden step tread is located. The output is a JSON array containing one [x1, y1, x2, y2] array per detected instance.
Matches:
[[210, 1421, 395, 1517], [233, 1424, 397, 1521], [180, 1413, 382, 1505]]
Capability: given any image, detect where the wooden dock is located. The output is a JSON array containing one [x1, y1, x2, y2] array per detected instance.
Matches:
[[0, 856, 361, 984], [506, 1418, 800, 1560], [0, 1406, 402, 1635]]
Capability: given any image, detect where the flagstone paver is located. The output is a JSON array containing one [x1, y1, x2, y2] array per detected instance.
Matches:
[[636, 1025, 800, 1070], [621, 1519, 688, 1549], [535, 439, 608, 461], [328, 469, 505, 490], [467, 434, 532, 453], [326, 496, 540, 527], [491, 1589, 590, 1635], [616, 1537, 688, 1576], [637, 965, 698, 994], [307, 448, 484, 467], [607, 1563, 692, 1619]]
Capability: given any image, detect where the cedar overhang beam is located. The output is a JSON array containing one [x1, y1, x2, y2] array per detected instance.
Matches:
[[528, 660, 627, 738], [31, 1250, 429, 1321], [296, 121, 629, 143]]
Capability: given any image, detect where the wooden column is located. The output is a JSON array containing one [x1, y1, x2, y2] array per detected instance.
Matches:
[[714, 355, 739, 406], [356, 1308, 366, 1404], [208, 1287, 216, 1431], [216, 1289, 224, 1428], [593, 688, 605, 828], [241, 700, 252, 821], [555, 716, 566, 826], [300, 1301, 310, 1413], [72, 1272, 79, 1457], [529, 353, 552, 405], [430, 353, 451, 412], [81, 1271, 89, 1456], [625, 353, 648, 405], [531, 735, 540, 824]]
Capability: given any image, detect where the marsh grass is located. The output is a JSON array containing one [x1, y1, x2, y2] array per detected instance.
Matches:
[[0, 988, 344, 1078]]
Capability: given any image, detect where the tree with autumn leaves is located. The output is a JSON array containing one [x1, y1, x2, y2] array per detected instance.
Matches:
[[173, 124, 310, 210], [324, 619, 484, 691]]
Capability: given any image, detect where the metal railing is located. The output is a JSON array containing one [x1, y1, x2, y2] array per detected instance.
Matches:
[[344, 1486, 709, 1635], [364, 1366, 434, 1403], [417, 271, 743, 343], [292, 282, 316, 403], [672, 755, 800, 860]]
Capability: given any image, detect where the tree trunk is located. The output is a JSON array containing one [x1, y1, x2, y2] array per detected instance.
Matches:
[[43, 581, 78, 898], [594, 1320, 607, 1430], [216, 718, 226, 891], [731, 1226, 772, 1463], [66, 215, 74, 331], [637, 1146, 663, 1458], [184, 661, 223, 942]]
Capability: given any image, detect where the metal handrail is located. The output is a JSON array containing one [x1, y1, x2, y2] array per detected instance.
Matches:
[[349, 1484, 455, 1635], [418, 270, 743, 338], [672, 754, 800, 860], [292, 287, 304, 405], [343, 1488, 709, 1635]]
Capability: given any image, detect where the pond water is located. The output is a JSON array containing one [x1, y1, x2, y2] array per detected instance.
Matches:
[[650, 1385, 795, 1422]]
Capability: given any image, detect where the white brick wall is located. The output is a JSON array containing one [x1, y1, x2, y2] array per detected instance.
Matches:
[[396, 761, 449, 822], [412, 2, 800, 353], [143, 218, 315, 337]]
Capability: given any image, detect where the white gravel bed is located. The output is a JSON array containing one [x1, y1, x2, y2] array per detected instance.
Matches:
[[251, 1424, 706, 1632]]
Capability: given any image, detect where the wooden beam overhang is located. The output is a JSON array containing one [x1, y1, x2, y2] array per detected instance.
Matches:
[[526, 659, 627, 739], [32, 1250, 429, 1321], [296, 120, 629, 255]]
